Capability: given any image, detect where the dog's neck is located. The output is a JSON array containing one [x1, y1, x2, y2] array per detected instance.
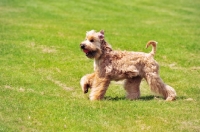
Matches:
[[100, 39, 112, 54], [94, 40, 112, 74]]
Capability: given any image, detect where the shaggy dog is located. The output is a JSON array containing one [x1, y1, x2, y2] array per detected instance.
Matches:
[[80, 30, 176, 101]]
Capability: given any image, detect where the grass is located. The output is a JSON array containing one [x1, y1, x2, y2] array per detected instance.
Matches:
[[0, 0, 200, 131]]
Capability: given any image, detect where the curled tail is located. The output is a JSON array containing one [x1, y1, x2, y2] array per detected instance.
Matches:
[[146, 40, 158, 56]]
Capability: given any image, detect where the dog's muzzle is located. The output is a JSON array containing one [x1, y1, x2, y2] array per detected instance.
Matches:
[[80, 43, 95, 57], [80, 43, 85, 49], [80, 44, 89, 54]]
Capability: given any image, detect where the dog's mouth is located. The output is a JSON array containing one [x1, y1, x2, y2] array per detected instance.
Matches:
[[82, 49, 96, 58], [83, 49, 90, 55]]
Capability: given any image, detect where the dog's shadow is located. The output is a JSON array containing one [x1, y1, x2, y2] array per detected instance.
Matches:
[[104, 96, 186, 101], [104, 95, 155, 101]]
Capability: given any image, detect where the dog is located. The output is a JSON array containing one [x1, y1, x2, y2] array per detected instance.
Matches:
[[80, 30, 176, 101]]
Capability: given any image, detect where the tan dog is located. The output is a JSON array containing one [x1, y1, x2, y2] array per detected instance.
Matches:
[[80, 30, 176, 101]]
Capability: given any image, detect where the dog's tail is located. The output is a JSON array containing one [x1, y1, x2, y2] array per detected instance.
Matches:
[[146, 40, 158, 56]]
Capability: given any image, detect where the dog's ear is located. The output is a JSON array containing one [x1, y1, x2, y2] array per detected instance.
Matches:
[[98, 30, 104, 40], [100, 30, 104, 35]]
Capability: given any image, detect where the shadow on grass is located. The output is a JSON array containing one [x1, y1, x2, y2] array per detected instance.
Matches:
[[139, 95, 155, 100], [104, 96, 126, 101], [104, 95, 156, 101], [104, 95, 188, 101], [176, 96, 187, 100]]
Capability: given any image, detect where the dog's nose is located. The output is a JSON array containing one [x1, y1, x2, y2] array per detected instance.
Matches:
[[80, 44, 85, 49]]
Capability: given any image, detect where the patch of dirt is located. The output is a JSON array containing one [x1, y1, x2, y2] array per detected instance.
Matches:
[[47, 76, 74, 91], [28, 42, 57, 53]]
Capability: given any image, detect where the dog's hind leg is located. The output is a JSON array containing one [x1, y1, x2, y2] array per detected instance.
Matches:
[[89, 76, 110, 100], [124, 76, 142, 100], [145, 73, 176, 101]]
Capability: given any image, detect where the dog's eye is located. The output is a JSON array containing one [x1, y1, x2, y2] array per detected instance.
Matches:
[[90, 39, 94, 42]]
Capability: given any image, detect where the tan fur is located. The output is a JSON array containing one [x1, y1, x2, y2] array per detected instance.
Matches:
[[80, 73, 95, 93], [80, 30, 176, 101]]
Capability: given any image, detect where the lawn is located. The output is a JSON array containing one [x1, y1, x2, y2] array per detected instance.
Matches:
[[0, 0, 200, 131]]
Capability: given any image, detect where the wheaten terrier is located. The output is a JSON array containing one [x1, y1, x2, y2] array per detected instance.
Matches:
[[80, 30, 176, 101]]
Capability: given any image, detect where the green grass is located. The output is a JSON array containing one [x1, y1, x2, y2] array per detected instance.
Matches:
[[0, 0, 200, 131]]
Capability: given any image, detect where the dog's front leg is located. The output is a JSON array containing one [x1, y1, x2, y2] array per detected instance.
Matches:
[[89, 76, 110, 100], [80, 73, 96, 93]]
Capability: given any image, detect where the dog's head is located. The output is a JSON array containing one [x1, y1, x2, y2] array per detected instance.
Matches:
[[80, 30, 105, 59]]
